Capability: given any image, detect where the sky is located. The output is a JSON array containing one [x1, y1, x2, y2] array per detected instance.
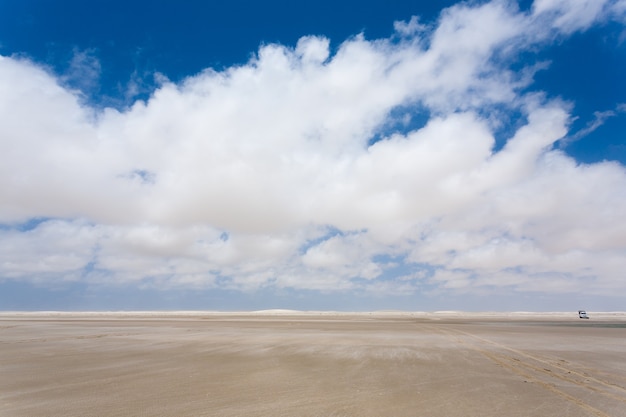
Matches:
[[0, 0, 625, 311]]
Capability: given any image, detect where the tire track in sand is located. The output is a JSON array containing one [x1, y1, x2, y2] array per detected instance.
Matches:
[[451, 327, 626, 402], [421, 323, 624, 417]]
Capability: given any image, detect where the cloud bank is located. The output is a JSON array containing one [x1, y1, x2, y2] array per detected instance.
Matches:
[[1, 0, 626, 301]]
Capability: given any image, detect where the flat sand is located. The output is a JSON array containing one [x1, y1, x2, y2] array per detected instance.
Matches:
[[1, 312, 625, 417]]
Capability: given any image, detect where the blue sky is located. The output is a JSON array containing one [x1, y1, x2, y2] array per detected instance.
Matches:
[[0, 0, 625, 311]]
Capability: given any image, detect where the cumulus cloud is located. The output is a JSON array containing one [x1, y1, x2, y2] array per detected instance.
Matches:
[[1, 0, 625, 300]]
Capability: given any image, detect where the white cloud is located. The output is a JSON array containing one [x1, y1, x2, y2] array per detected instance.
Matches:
[[62, 48, 101, 95], [393, 16, 426, 37], [1, 0, 625, 301], [0, 219, 98, 281], [562, 103, 626, 146], [532, 0, 613, 33]]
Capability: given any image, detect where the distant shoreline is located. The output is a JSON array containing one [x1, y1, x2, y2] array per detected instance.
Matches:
[[2, 310, 626, 320]]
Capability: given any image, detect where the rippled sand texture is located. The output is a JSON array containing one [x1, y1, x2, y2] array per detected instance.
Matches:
[[1, 313, 625, 417]]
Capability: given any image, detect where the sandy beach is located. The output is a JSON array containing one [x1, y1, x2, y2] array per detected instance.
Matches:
[[1, 311, 625, 417]]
